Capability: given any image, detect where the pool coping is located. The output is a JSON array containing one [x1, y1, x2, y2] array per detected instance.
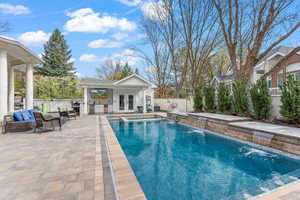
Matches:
[[100, 114, 149, 200]]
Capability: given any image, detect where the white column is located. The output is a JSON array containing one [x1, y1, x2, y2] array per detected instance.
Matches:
[[26, 64, 33, 109], [0, 50, 8, 119], [143, 89, 147, 113], [83, 87, 88, 114], [8, 65, 15, 113]]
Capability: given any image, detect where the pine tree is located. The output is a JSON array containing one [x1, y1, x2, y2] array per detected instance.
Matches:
[[39, 29, 75, 77]]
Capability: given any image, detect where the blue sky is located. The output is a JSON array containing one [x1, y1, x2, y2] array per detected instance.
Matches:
[[1, 0, 152, 77], [1, 0, 299, 78]]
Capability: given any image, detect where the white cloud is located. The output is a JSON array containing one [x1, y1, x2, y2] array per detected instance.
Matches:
[[88, 39, 123, 49], [101, 49, 140, 66], [0, 3, 31, 15], [112, 33, 128, 40], [64, 8, 137, 33], [18, 30, 50, 46], [69, 57, 76, 63], [141, 1, 166, 21], [116, 0, 141, 6], [79, 54, 101, 62]]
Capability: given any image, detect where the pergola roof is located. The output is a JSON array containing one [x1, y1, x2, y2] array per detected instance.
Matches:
[[0, 35, 41, 66]]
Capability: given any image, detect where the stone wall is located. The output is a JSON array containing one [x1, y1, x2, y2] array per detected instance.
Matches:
[[167, 112, 300, 155]]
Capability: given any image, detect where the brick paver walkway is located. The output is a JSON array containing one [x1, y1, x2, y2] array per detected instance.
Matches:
[[0, 115, 103, 200]]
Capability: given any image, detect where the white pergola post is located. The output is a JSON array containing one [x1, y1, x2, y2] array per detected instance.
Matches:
[[83, 87, 88, 115], [26, 64, 33, 110], [8, 65, 15, 113], [0, 50, 8, 119]]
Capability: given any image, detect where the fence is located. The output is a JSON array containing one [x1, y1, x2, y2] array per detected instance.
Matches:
[[154, 98, 194, 113], [33, 99, 83, 113]]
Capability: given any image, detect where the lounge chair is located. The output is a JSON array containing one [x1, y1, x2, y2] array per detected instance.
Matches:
[[58, 107, 77, 120], [33, 112, 62, 132]]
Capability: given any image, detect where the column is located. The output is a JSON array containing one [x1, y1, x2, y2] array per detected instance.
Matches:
[[83, 87, 88, 115], [143, 89, 147, 113], [0, 50, 8, 119], [26, 64, 33, 109], [8, 65, 14, 113]]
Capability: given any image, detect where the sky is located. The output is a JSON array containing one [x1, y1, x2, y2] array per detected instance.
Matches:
[[0, 0, 157, 77], [1, 0, 299, 78]]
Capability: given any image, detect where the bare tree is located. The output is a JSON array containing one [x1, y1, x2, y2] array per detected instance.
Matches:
[[178, 0, 221, 89], [136, 17, 172, 97], [212, 0, 300, 81]]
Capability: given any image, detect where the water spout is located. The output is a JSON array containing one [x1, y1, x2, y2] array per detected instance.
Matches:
[[252, 131, 274, 146]]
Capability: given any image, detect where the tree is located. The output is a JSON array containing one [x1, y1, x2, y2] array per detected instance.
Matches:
[[34, 75, 82, 99], [217, 83, 232, 112], [232, 80, 249, 115], [204, 85, 216, 111], [250, 78, 272, 120], [193, 85, 203, 111], [39, 29, 75, 77], [96, 59, 138, 80], [279, 75, 300, 123], [212, 0, 300, 81]]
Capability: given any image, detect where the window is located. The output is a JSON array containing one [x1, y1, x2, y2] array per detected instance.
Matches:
[[267, 76, 272, 88], [277, 73, 284, 87], [119, 95, 124, 111], [295, 72, 300, 82], [128, 95, 134, 110]]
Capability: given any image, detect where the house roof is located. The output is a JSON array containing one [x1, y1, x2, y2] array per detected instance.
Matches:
[[80, 78, 117, 86], [80, 74, 156, 88], [255, 46, 294, 67], [214, 74, 235, 83], [0, 35, 41, 65]]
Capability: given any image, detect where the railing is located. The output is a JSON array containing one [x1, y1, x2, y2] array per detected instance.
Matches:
[[269, 87, 281, 96]]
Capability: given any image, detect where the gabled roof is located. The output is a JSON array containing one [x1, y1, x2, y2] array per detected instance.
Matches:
[[255, 46, 295, 68], [80, 74, 157, 88], [80, 78, 117, 86], [114, 74, 156, 88]]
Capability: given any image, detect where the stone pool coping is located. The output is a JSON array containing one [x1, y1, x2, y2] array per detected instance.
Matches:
[[230, 121, 300, 140], [100, 115, 148, 200]]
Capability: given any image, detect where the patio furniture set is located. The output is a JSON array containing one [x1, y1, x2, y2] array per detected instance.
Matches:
[[2, 107, 77, 133]]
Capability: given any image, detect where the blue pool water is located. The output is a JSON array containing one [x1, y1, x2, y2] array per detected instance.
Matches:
[[109, 119, 300, 200]]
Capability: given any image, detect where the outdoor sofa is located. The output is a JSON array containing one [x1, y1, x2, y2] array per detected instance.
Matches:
[[4, 109, 66, 133]]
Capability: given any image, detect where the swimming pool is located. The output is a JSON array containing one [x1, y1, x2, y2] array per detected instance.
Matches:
[[109, 119, 300, 200]]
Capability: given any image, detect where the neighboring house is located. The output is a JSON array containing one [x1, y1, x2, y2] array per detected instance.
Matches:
[[80, 74, 156, 114], [252, 46, 300, 95], [212, 74, 235, 88]]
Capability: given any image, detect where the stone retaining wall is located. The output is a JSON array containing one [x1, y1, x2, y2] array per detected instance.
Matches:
[[167, 112, 300, 156]]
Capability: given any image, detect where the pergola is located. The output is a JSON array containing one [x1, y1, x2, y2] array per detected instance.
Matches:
[[0, 36, 41, 119]]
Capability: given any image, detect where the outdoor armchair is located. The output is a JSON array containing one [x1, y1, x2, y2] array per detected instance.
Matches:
[[33, 112, 63, 132]]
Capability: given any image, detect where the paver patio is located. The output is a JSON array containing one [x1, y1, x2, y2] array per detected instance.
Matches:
[[0, 115, 103, 200]]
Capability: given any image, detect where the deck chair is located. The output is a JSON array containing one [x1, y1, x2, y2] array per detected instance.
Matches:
[[33, 112, 62, 133], [58, 107, 77, 120]]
